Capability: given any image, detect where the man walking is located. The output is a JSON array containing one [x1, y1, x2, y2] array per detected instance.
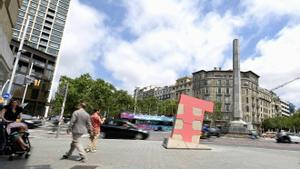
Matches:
[[61, 101, 91, 162]]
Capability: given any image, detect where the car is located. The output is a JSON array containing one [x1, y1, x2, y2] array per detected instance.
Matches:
[[21, 114, 43, 129], [201, 127, 221, 139], [208, 128, 221, 137], [49, 116, 70, 125], [100, 119, 149, 140], [276, 131, 300, 144]]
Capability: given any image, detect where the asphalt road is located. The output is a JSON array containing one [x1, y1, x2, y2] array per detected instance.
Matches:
[[30, 127, 300, 151], [1, 135, 300, 169]]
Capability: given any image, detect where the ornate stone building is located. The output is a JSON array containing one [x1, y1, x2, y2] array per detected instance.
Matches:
[[172, 76, 192, 100], [192, 69, 260, 123]]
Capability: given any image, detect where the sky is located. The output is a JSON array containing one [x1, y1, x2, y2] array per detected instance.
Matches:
[[57, 0, 300, 107]]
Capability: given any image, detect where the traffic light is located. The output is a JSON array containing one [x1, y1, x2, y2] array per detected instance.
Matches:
[[34, 79, 41, 87]]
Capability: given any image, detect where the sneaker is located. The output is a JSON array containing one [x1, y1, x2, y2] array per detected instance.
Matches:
[[84, 148, 91, 153], [91, 149, 97, 153], [76, 157, 86, 163]]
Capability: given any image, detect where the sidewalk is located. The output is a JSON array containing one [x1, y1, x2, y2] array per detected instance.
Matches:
[[1, 137, 300, 169]]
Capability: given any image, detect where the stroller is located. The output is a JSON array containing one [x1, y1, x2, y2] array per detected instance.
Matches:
[[0, 121, 31, 160]]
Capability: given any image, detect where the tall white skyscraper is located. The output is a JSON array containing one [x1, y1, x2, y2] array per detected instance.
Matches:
[[13, 0, 70, 56], [8, 0, 71, 115]]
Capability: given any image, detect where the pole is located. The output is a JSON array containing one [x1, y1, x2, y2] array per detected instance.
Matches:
[[21, 62, 33, 105], [134, 87, 138, 114], [6, 16, 31, 102], [56, 83, 68, 138]]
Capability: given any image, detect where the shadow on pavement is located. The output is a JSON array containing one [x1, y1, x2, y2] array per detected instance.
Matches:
[[25, 165, 52, 169], [70, 165, 98, 169]]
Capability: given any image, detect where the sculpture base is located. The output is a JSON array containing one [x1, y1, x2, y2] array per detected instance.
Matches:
[[228, 120, 249, 135], [162, 138, 211, 150]]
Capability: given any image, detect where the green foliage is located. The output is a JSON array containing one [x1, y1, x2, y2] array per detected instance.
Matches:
[[51, 74, 178, 117], [262, 111, 300, 132], [136, 96, 178, 116], [51, 74, 134, 117], [207, 102, 222, 126]]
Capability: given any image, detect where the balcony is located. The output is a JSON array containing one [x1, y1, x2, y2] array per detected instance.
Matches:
[[20, 56, 30, 62]]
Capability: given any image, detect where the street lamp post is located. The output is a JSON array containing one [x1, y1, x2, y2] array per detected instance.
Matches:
[[6, 15, 31, 103], [56, 83, 68, 138], [134, 87, 139, 114]]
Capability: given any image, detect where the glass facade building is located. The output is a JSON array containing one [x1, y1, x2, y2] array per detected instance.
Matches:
[[12, 0, 70, 56]]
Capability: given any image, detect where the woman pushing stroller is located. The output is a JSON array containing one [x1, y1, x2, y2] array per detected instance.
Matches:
[[1, 99, 30, 151]]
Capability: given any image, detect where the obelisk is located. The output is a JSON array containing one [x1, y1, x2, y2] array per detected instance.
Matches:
[[228, 39, 248, 135], [233, 39, 242, 120]]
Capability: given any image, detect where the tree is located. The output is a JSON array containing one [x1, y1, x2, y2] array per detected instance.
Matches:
[[208, 102, 222, 126], [51, 74, 134, 117]]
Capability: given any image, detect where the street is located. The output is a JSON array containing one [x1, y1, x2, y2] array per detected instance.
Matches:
[[1, 129, 300, 169]]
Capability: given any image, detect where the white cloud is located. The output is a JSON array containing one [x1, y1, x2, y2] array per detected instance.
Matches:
[[242, 0, 300, 20], [102, 0, 244, 91], [58, 0, 106, 78], [242, 25, 300, 105], [50, 0, 107, 96]]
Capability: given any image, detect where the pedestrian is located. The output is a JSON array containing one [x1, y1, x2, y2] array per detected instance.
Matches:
[[85, 109, 106, 153], [61, 101, 92, 162], [1, 99, 23, 123]]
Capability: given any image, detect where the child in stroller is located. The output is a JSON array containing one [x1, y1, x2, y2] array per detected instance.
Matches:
[[0, 121, 31, 160]]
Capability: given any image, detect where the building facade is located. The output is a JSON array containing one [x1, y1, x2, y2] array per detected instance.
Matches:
[[257, 87, 281, 122], [8, 0, 70, 114], [192, 69, 260, 123], [134, 86, 159, 100], [0, 0, 22, 87], [280, 100, 291, 117], [172, 76, 192, 100], [12, 0, 70, 56], [10, 39, 55, 115], [154, 86, 173, 100]]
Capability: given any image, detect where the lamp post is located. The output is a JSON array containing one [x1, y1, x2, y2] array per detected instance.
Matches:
[[56, 83, 68, 138], [134, 87, 139, 114]]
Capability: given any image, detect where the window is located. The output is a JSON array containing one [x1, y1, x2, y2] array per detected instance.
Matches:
[[38, 45, 46, 52], [18, 11, 25, 17], [32, 29, 41, 36], [246, 106, 249, 112], [53, 23, 64, 31], [38, 11, 45, 17], [39, 5, 47, 13], [55, 18, 65, 25], [246, 97, 249, 103], [47, 47, 58, 55], [226, 88, 229, 94], [225, 105, 230, 112], [217, 87, 221, 94], [29, 7, 36, 14], [36, 17, 43, 23], [49, 42, 59, 49], [217, 96, 221, 102], [34, 23, 42, 30], [52, 29, 62, 37], [31, 2, 37, 8], [59, 1, 70, 9], [30, 36, 38, 43]]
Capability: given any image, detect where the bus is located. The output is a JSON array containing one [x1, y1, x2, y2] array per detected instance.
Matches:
[[120, 112, 174, 131]]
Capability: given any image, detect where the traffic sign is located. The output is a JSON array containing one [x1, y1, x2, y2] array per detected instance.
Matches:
[[2, 92, 11, 100]]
